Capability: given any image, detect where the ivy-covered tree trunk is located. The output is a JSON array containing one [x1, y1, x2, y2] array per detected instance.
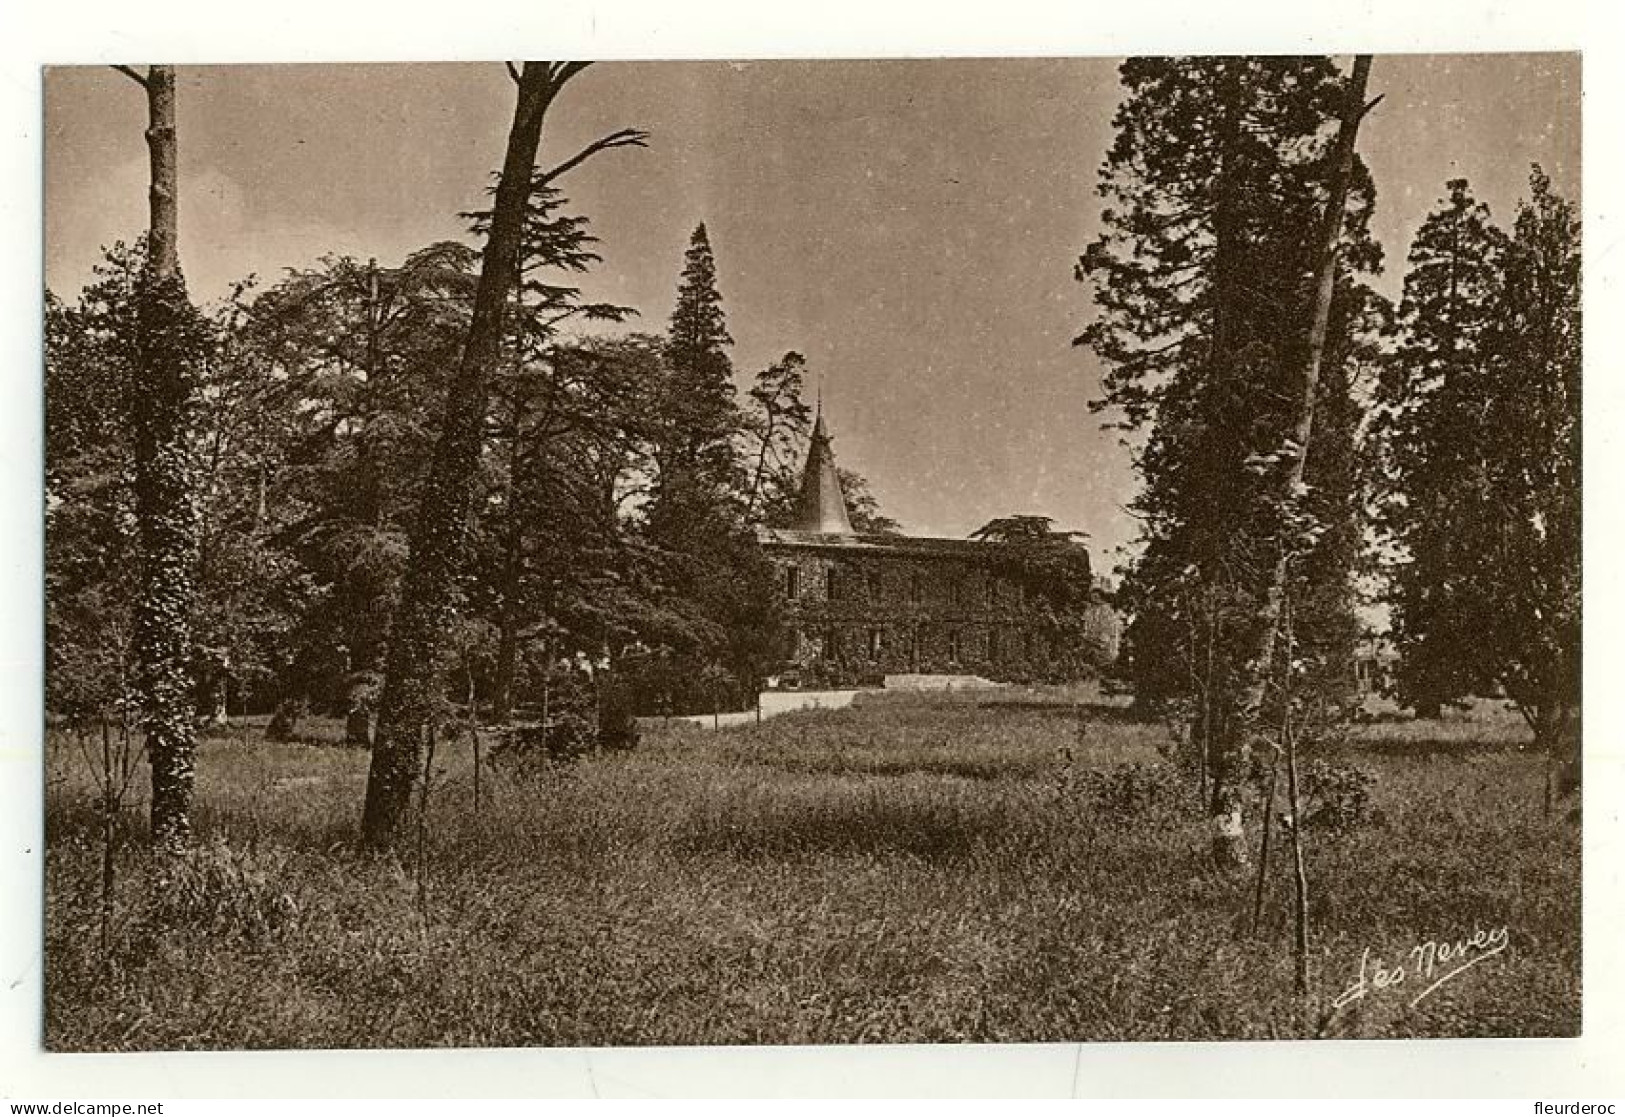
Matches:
[[361, 63, 574, 848], [1076, 57, 1383, 870], [122, 64, 205, 850], [1221, 55, 1375, 870]]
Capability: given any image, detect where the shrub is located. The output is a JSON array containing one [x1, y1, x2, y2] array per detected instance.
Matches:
[[596, 674, 641, 753], [493, 712, 596, 771], [1298, 758, 1379, 835], [491, 671, 639, 772], [1079, 761, 1180, 820]]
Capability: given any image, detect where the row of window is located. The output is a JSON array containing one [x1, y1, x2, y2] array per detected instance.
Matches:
[[794, 624, 1043, 665], [781, 563, 1024, 607]]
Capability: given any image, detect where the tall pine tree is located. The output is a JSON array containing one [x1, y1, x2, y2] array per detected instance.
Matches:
[[638, 224, 781, 711], [1377, 169, 1580, 786], [1482, 169, 1581, 783], [1372, 179, 1509, 716], [655, 224, 740, 489]]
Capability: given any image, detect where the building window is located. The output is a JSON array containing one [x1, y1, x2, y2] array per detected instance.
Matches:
[[785, 565, 800, 599], [866, 570, 880, 600], [825, 567, 837, 602], [823, 626, 838, 661], [867, 628, 882, 660]]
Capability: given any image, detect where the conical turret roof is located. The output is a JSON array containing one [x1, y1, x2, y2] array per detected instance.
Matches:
[[792, 407, 854, 534]]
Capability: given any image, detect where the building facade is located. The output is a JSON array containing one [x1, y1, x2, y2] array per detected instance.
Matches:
[[757, 411, 1119, 686]]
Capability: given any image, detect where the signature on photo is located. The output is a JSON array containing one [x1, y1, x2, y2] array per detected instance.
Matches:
[[1332, 925, 1511, 1010]]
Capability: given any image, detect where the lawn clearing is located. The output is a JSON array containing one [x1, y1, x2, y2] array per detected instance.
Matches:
[[43, 688, 1579, 1049]]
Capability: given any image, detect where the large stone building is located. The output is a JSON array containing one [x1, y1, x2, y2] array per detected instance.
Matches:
[[757, 411, 1119, 686]]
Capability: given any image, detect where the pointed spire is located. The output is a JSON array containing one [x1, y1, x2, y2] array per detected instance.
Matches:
[[792, 403, 855, 534]]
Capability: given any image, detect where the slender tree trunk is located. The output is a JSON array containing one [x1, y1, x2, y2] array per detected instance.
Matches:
[[1199, 587, 1217, 807], [1250, 755, 1278, 935], [468, 670, 483, 823], [121, 64, 202, 851], [540, 643, 552, 747], [1204, 60, 1252, 869], [346, 259, 389, 748], [1217, 55, 1376, 870], [493, 607, 520, 724], [492, 392, 526, 724], [99, 717, 117, 971], [362, 63, 576, 848], [208, 669, 229, 726], [1284, 703, 1311, 995]]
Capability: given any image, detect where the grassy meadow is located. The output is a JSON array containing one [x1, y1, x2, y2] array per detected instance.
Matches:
[[43, 688, 1580, 1050]]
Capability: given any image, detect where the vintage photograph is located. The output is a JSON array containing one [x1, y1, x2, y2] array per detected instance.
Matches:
[[40, 54, 1580, 1050]]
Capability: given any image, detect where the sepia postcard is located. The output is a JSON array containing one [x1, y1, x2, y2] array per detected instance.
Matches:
[[9, 1, 1619, 1100]]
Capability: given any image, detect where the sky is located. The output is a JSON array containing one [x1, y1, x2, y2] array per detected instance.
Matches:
[[42, 55, 1580, 571]]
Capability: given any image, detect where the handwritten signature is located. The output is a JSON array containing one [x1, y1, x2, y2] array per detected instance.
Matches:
[[1332, 924, 1510, 1010]]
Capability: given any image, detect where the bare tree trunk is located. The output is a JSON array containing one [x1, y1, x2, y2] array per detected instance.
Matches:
[[492, 390, 526, 725], [117, 63, 201, 851], [1250, 754, 1278, 935], [208, 669, 229, 727], [1217, 55, 1376, 870], [1203, 60, 1252, 870], [1199, 587, 1216, 808], [344, 261, 389, 748], [1284, 702, 1311, 995], [469, 672, 483, 823], [413, 724, 438, 933], [99, 718, 117, 971], [540, 642, 552, 747]]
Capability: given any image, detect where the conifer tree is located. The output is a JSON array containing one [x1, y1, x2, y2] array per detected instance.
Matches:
[[1377, 169, 1580, 785], [1372, 179, 1509, 716], [1481, 169, 1580, 784], [638, 223, 781, 710], [655, 224, 740, 489]]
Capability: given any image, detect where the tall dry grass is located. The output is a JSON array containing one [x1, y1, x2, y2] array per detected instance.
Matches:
[[43, 688, 1579, 1049]]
